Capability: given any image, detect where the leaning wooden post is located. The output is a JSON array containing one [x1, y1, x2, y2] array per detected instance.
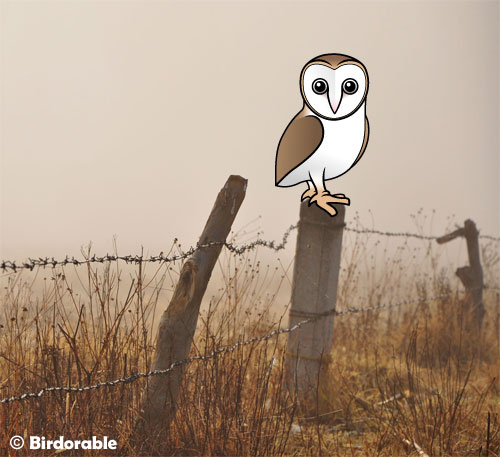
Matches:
[[285, 201, 345, 401], [436, 219, 484, 328], [137, 175, 247, 435]]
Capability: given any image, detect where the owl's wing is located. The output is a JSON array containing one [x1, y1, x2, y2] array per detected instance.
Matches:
[[275, 113, 324, 185], [351, 117, 370, 167]]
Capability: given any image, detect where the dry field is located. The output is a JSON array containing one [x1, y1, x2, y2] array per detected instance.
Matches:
[[0, 215, 498, 456]]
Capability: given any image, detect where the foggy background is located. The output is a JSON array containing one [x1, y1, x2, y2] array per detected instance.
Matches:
[[1, 0, 499, 264]]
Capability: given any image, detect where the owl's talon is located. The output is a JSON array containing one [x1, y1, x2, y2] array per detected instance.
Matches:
[[309, 191, 351, 216], [332, 195, 350, 205], [309, 191, 338, 216], [301, 188, 316, 201], [310, 191, 350, 204]]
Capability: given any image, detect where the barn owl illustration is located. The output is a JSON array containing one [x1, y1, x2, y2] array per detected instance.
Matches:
[[275, 53, 369, 216]]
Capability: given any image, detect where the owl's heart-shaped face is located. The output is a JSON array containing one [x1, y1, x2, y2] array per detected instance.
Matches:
[[301, 63, 367, 120]]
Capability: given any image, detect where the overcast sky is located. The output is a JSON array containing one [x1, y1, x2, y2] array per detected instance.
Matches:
[[1, 0, 498, 264]]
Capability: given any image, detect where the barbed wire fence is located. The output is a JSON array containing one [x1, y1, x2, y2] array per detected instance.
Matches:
[[0, 287, 494, 406], [1, 224, 499, 273], [0, 223, 498, 405]]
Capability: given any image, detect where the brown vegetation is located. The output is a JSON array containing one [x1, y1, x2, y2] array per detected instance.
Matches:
[[0, 222, 498, 456]]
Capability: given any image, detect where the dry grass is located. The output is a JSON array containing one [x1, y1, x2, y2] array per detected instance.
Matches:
[[0, 219, 498, 456]]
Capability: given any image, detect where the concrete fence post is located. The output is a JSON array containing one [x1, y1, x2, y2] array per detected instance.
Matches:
[[285, 201, 345, 399]]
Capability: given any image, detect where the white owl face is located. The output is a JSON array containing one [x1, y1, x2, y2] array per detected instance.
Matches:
[[301, 63, 367, 120]]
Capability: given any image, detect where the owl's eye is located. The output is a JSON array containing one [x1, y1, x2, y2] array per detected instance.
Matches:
[[342, 79, 358, 95], [312, 79, 328, 95]]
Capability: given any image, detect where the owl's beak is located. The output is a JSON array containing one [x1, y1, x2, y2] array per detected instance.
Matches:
[[328, 91, 342, 114]]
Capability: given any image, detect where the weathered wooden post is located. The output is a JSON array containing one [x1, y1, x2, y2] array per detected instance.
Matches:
[[136, 175, 247, 436], [437, 219, 485, 327], [285, 201, 345, 399]]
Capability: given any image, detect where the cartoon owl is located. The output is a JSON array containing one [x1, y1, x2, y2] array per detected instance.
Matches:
[[275, 53, 369, 216]]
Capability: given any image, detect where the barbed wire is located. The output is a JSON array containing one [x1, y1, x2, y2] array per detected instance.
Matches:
[[1, 223, 498, 273], [2, 287, 491, 405], [0, 217, 497, 404], [344, 227, 438, 240], [344, 227, 500, 242], [0, 308, 310, 405], [479, 234, 500, 242], [0, 224, 299, 273]]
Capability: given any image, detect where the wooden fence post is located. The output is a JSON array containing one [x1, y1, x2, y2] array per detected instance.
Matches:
[[285, 201, 345, 400], [136, 175, 247, 436], [436, 219, 485, 328]]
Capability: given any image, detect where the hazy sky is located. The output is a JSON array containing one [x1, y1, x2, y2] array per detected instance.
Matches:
[[1, 0, 499, 263]]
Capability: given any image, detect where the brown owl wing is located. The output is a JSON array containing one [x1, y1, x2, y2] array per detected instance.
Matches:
[[275, 112, 324, 185], [352, 117, 370, 167]]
